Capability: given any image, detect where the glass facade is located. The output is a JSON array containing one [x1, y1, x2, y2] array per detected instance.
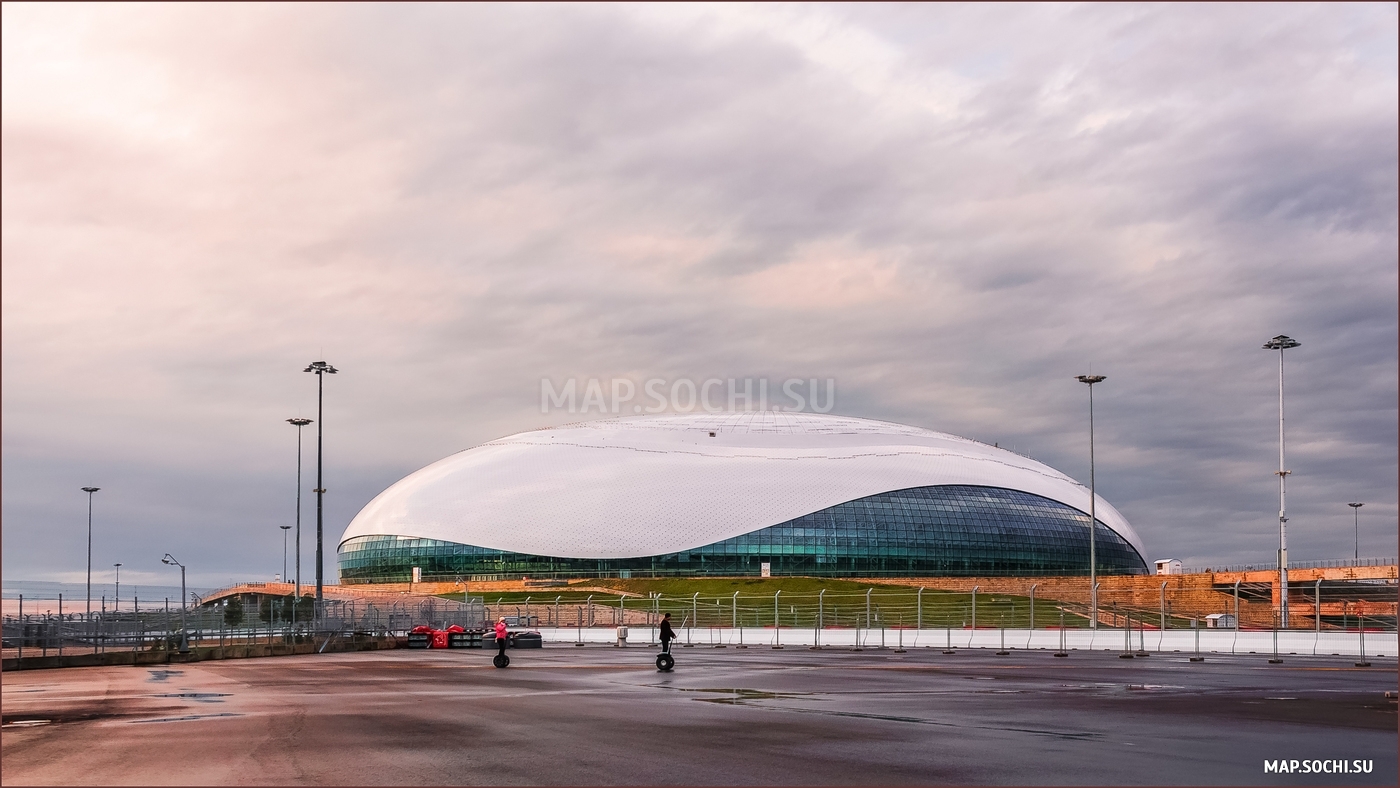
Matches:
[[339, 485, 1148, 583]]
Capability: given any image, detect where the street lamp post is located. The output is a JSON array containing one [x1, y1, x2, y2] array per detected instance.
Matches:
[[280, 525, 291, 585], [1347, 503, 1363, 561], [287, 418, 312, 610], [303, 362, 338, 603], [81, 487, 100, 616], [1263, 335, 1300, 626], [1075, 375, 1106, 629], [113, 563, 122, 613], [161, 553, 188, 653]]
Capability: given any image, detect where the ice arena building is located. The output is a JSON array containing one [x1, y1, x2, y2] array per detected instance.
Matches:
[[338, 412, 1149, 582]]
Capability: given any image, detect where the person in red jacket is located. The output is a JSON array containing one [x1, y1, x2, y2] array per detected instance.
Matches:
[[494, 617, 509, 656]]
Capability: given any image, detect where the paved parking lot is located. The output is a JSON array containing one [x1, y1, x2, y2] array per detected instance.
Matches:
[[2, 645, 1395, 785]]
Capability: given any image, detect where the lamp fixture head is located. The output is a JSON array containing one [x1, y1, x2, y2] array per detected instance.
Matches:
[[1075, 375, 1107, 385], [1263, 335, 1301, 350], [1348, 502, 1364, 509], [304, 361, 338, 375], [81, 486, 100, 493], [287, 417, 312, 426]]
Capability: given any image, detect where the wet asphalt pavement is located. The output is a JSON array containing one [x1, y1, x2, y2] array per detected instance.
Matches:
[[2, 645, 1395, 785]]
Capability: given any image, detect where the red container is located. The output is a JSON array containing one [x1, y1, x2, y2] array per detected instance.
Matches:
[[431, 629, 449, 649]]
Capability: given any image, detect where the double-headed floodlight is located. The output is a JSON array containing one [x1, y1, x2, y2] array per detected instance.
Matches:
[[303, 362, 338, 603], [1347, 503, 1363, 561], [161, 553, 188, 652], [1262, 335, 1300, 624], [1074, 375, 1107, 629], [81, 487, 100, 616]]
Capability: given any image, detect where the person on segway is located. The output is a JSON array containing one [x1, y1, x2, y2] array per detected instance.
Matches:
[[493, 617, 510, 668], [656, 612, 676, 671]]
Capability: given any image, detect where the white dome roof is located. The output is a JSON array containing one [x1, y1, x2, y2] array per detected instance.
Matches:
[[340, 412, 1145, 560]]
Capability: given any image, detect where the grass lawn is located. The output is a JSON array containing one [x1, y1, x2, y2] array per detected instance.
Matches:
[[443, 577, 1118, 629]]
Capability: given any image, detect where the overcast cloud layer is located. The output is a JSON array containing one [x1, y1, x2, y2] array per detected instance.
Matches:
[[3, 3, 1396, 588]]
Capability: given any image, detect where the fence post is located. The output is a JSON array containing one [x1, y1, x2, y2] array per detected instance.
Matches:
[[1355, 615, 1370, 667], [1159, 581, 1167, 636], [1233, 580, 1240, 631], [817, 589, 825, 648], [16, 594, 22, 660], [1026, 584, 1037, 649], [865, 589, 872, 649], [917, 587, 923, 630], [970, 586, 978, 633], [773, 590, 782, 649], [1314, 579, 1322, 635]]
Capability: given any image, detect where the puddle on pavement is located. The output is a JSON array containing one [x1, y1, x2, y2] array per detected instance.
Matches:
[[152, 692, 230, 703], [129, 712, 242, 724], [2, 719, 53, 729], [146, 670, 184, 683], [670, 687, 813, 705]]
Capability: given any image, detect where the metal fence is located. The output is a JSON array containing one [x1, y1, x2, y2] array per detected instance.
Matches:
[[2, 595, 488, 661], [7, 584, 1394, 665], [1183, 557, 1398, 574], [480, 585, 1397, 634]]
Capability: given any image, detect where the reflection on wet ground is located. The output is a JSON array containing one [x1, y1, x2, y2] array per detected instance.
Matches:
[[2, 647, 1395, 785]]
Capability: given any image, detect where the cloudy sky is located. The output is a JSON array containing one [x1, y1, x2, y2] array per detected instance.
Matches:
[[4, 3, 1396, 588]]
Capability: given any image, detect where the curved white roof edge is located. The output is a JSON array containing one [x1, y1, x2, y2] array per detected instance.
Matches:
[[340, 412, 1146, 561]]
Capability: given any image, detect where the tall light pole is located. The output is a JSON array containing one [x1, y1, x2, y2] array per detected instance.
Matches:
[[1265, 334, 1304, 629], [280, 525, 291, 583], [1347, 503, 1363, 561], [1075, 375, 1106, 629], [287, 417, 312, 602], [1263, 335, 1300, 625], [81, 487, 100, 616], [113, 563, 122, 613], [161, 553, 188, 652], [303, 361, 338, 602]]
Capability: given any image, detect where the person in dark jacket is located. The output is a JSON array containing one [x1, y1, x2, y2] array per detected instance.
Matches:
[[658, 612, 677, 653]]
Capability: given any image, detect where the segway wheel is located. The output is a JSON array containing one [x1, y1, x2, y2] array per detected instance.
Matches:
[[655, 653, 674, 672], [493, 652, 510, 669]]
